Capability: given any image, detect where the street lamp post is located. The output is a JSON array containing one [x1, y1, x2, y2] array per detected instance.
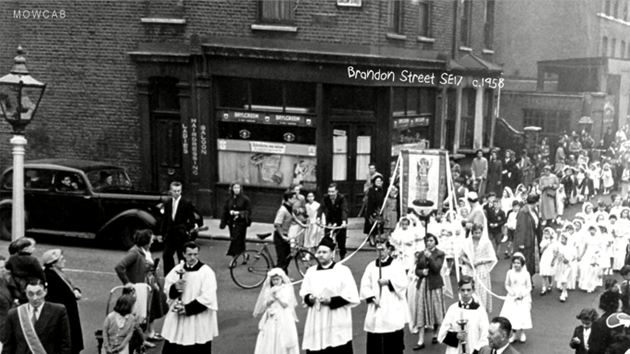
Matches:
[[0, 46, 46, 241]]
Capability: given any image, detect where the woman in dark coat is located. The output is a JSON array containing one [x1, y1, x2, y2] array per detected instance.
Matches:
[[221, 182, 253, 256], [114, 229, 166, 342], [42, 249, 84, 354], [502, 149, 520, 192], [364, 175, 386, 245], [589, 290, 623, 354]]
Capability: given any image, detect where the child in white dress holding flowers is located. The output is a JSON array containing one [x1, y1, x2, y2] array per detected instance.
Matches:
[[539, 227, 558, 296], [499, 253, 532, 343]]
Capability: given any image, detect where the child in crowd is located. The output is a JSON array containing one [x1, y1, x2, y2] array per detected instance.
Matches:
[[556, 183, 566, 224], [383, 186, 399, 236], [504, 200, 520, 259], [599, 224, 614, 276], [499, 253, 532, 343], [501, 187, 515, 214], [590, 162, 602, 195], [554, 233, 576, 302], [539, 227, 558, 296], [102, 294, 137, 354], [304, 192, 324, 253], [288, 202, 308, 248], [5, 237, 46, 304], [578, 225, 603, 293], [569, 308, 599, 354], [602, 163, 615, 194], [390, 216, 424, 272], [610, 214, 626, 272]]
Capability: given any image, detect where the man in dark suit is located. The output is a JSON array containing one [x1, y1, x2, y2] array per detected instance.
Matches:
[[160, 181, 199, 276], [478, 316, 521, 354], [1, 279, 71, 354], [487, 149, 503, 196], [317, 183, 349, 260], [514, 194, 540, 277]]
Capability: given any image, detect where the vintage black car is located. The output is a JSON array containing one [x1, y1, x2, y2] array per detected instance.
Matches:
[[0, 159, 194, 248]]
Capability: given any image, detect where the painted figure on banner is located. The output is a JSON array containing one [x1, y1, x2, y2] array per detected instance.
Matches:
[[413, 157, 434, 207]]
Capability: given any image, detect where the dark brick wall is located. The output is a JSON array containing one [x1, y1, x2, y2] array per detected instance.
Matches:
[[0, 0, 496, 187]]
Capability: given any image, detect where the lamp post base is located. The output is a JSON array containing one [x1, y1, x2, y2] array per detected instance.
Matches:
[[11, 135, 27, 241]]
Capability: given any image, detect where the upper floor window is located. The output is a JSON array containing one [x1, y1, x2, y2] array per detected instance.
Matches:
[[260, 0, 294, 24], [603, 36, 609, 56], [612, 38, 617, 57], [461, 0, 473, 47], [484, 0, 495, 49], [418, 0, 431, 37], [622, 41, 626, 58], [388, 0, 404, 34], [624, 1, 628, 20], [615, 1, 620, 17], [606, 0, 612, 15]]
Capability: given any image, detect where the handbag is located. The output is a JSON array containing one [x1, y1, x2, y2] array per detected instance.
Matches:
[[545, 188, 556, 197]]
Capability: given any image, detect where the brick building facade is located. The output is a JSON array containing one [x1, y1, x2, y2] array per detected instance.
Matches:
[[1, 0, 502, 220]]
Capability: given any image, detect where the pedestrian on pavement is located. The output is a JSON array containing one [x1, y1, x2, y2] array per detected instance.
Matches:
[[160, 181, 200, 276], [253, 268, 299, 354], [437, 275, 489, 354], [273, 191, 296, 274], [42, 249, 84, 354], [502, 150, 520, 193], [569, 307, 598, 354], [162, 241, 218, 353], [487, 149, 503, 197], [471, 150, 488, 196], [299, 237, 359, 353], [588, 290, 623, 354], [114, 229, 167, 343], [409, 233, 446, 349], [221, 182, 253, 259], [317, 183, 350, 260], [539, 165, 559, 226], [499, 253, 532, 343], [478, 317, 521, 354], [514, 194, 540, 277], [0, 278, 71, 354], [101, 294, 137, 354], [5, 237, 46, 304], [460, 223, 497, 314], [359, 240, 408, 354]]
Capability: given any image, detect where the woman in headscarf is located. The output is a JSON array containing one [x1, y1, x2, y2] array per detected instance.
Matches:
[[42, 249, 84, 354], [460, 223, 498, 313], [501, 186, 516, 214], [555, 145, 566, 172], [221, 182, 253, 257], [539, 165, 559, 225], [253, 268, 299, 354]]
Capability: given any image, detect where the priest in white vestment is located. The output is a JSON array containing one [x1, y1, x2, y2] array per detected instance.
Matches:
[[162, 241, 218, 354], [360, 240, 409, 354], [438, 275, 489, 354], [300, 237, 359, 353]]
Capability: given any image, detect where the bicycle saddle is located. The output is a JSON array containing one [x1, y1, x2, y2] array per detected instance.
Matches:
[[257, 233, 272, 240]]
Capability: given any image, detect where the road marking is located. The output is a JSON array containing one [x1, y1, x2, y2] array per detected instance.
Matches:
[[65, 268, 116, 276]]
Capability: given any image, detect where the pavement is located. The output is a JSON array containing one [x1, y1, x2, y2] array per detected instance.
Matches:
[[198, 216, 370, 250]]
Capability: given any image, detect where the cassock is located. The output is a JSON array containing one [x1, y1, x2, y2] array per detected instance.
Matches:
[[360, 256, 409, 354], [437, 300, 489, 354], [300, 261, 360, 353], [162, 261, 218, 353]]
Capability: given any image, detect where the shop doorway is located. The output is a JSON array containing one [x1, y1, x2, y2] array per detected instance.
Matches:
[[330, 123, 375, 216]]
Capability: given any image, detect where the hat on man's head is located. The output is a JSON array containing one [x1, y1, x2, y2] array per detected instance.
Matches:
[[526, 194, 539, 204], [42, 249, 62, 266], [467, 191, 479, 203], [318, 237, 336, 251]]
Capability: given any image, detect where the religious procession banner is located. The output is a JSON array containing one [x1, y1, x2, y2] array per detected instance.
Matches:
[[399, 149, 449, 214]]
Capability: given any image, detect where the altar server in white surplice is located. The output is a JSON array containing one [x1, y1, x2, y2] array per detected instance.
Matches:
[[360, 240, 409, 354], [162, 241, 218, 354], [300, 237, 360, 353], [438, 275, 489, 354]]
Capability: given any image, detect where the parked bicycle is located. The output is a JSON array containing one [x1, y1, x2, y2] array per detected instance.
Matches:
[[230, 228, 318, 289]]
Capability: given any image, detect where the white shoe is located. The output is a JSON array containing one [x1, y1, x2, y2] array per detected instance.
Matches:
[[519, 332, 526, 343], [501, 235, 508, 243]]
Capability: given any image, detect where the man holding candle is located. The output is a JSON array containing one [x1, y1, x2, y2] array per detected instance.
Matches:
[[438, 276, 489, 354], [162, 241, 218, 353]]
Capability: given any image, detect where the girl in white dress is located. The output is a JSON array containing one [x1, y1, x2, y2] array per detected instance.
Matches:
[[390, 216, 424, 272], [610, 213, 626, 271], [578, 224, 603, 293], [598, 223, 615, 276], [499, 253, 532, 343], [554, 233, 576, 302], [602, 163, 615, 194], [253, 268, 299, 354], [582, 203, 596, 224], [304, 192, 324, 251], [539, 227, 558, 296], [565, 222, 581, 290], [501, 187, 515, 214], [556, 184, 566, 222], [589, 162, 601, 194]]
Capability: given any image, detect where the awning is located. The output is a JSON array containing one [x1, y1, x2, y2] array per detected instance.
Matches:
[[448, 53, 502, 76]]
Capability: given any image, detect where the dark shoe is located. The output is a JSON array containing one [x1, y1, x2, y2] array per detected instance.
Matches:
[[432, 337, 438, 344], [412, 344, 425, 350]]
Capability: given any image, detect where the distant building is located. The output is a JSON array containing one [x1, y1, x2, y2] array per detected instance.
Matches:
[[0, 0, 501, 220]]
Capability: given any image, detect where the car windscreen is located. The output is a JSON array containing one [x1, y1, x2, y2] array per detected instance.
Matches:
[[87, 169, 132, 190], [2, 169, 55, 190]]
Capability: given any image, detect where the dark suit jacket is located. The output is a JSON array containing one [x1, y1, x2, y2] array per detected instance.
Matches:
[[514, 204, 539, 275], [1, 302, 71, 354], [44, 268, 83, 354], [0, 277, 14, 337], [569, 325, 588, 354], [487, 158, 503, 194], [415, 248, 445, 290], [317, 194, 349, 226], [589, 312, 620, 354], [160, 197, 197, 242], [478, 344, 521, 354]]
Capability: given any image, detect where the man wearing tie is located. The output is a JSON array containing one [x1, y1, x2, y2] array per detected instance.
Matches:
[[1, 279, 71, 354], [478, 317, 521, 354], [160, 181, 199, 276]]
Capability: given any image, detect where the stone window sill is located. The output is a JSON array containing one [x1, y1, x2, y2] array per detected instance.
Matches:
[[417, 36, 436, 43], [459, 46, 473, 52], [251, 24, 298, 32], [386, 33, 407, 40], [141, 18, 186, 25], [482, 49, 494, 54]]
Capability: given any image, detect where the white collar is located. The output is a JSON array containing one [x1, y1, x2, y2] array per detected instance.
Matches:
[[496, 343, 510, 354]]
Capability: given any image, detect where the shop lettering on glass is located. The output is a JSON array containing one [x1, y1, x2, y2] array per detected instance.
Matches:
[[181, 123, 189, 155], [190, 118, 199, 176], [200, 125, 208, 155]]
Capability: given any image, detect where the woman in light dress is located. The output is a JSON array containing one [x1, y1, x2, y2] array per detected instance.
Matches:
[[501, 187, 516, 214], [499, 253, 532, 343], [554, 233, 576, 302], [578, 224, 603, 293], [304, 192, 324, 252], [253, 268, 299, 354], [460, 223, 498, 313], [538, 227, 558, 296]]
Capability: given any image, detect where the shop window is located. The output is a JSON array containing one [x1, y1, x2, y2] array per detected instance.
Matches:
[[460, 0, 473, 47], [418, 0, 431, 37], [356, 135, 371, 179], [217, 77, 248, 109], [333, 134, 348, 180], [392, 87, 435, 155], [285, 82, 316, 113], [217, 77, 315, 114], [484, 0, 495, 49], [388, 0, 404, 34], [259, 0, 294, 24], [251, 79, 283, 110], [523, 109, 570, 136], [603, 36, 608, 57], [330, 85, 376, 114]]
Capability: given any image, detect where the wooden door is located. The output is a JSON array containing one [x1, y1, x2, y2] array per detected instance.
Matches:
[[151, 113, 183, 192], [330, 123, 375, 216]]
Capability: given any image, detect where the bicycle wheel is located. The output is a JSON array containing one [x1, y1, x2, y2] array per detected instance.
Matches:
[[294, 250, 319, 277], [230, 250, 271, 289]]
